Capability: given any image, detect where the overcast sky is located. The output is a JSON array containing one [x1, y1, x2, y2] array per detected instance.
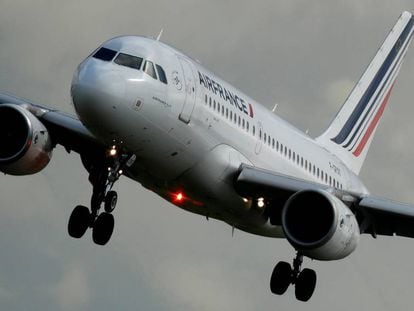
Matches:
[[1, 1, 414, 310]]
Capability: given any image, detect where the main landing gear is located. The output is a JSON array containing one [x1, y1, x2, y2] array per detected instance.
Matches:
[[270, 252, 317, 301], [68, 146, 136, 245]]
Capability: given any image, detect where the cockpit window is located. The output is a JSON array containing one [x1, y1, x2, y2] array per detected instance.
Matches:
[[156, 64, 168, 84], [114, 53, 143, 70], [143, 60, 157, 80], [92, 47, 117, 61]]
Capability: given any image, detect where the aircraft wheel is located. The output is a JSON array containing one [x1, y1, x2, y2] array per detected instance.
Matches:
[[104, 190, 118, 213], [270, 261, 292, 295], [68, 205, 91, 238], [295, 268, 317, 302], [92, 213, 114, 245]]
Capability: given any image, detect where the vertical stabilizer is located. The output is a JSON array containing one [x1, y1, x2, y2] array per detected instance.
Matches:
[[317, 11, 414, 174]]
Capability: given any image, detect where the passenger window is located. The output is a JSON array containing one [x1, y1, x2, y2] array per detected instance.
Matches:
[[114, 53, 143, 70], [205, 95, 207, 104], [226, 108, 229, 118], [156, 64, 168, 84], [144, 60, 157, 79], [93, 47, 117, 61], [253, 125, 256, 136]]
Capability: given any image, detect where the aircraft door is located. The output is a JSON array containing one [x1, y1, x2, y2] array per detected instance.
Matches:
[[255, 121, 263, 155], [177, 56, 196, 123]]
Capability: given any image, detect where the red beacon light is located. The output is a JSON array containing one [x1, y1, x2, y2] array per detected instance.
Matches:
[[173, 192, 184, 203]]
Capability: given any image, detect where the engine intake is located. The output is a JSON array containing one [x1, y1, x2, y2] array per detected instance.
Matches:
[[0, 104, 52, 175], [282, 189, 360, 261]]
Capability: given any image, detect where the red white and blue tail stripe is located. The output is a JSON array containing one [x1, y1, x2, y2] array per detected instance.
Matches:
[[317, 11, 414, 175]]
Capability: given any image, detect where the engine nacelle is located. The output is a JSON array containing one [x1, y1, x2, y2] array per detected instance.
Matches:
[[282, 189, 360, 261], [0, 104, 52, 175]]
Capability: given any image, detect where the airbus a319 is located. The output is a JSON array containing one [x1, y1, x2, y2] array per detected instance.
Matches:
[[1, 11, 413, 302]]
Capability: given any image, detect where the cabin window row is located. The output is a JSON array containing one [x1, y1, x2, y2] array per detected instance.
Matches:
[[204, 94, 343, 190], [204, 95, 251, 133], [259, 128, 343, 189]]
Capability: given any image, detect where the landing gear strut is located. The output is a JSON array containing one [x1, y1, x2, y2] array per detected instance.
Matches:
[[270, 252, 317, 301], [68, 146, 135, 245]]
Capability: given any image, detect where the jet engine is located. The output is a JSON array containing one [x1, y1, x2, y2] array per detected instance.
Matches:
[[282, 189, 360, 261], [0, 104, 52, 175]]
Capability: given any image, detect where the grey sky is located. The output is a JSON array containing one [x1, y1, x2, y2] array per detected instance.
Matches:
[[1, 1, 414, 310]]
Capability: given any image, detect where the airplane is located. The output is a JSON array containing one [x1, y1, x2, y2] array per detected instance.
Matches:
[[0, 11, 413, 302]]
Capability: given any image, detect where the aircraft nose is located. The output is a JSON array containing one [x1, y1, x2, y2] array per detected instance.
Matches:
[[71, 59, 126, 126]]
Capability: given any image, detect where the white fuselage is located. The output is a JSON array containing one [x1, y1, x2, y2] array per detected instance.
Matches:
[[71, 36, 368, 237]]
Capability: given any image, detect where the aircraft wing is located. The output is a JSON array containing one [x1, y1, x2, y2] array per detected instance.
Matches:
[[234, 164, 414, 238], [0, 92, 104, 155]]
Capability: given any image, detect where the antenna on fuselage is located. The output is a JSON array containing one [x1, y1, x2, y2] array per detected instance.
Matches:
[[272, 103, 279, 112], [156, 28, 164, 41]]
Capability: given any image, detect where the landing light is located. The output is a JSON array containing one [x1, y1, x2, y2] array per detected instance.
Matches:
[[109, 146, 117, 156], [257, 197, 265, 208]]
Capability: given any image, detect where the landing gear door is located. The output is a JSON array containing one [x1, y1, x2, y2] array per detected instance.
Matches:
[[177, 56, 196, 124]]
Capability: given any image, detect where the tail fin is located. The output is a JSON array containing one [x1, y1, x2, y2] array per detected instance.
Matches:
[[316, 11, 414, 175]]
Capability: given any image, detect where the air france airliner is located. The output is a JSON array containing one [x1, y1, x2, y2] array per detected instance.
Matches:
[[1, 12, 413, 302]]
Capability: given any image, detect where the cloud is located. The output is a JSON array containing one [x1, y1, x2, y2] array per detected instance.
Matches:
[[151, 258, 250, 311], [51, 265, 90, 310], [324, 78, 355, 108], [1, 1, 414, 311]]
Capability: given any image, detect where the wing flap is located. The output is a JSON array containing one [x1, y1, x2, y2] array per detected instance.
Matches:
[[359, 196, 414, 238]]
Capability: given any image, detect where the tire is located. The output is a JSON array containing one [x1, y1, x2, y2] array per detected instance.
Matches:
[[92, 213, 115, 245], [104, 191, 118, 213], [68, 205, 91, 239], [270, 261, 292, 295], [295, 268, 317, 302]]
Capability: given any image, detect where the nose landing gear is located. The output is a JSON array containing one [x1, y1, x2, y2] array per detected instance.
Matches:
[[270, 252, 317, 301], [68, 146, 136, 245]]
